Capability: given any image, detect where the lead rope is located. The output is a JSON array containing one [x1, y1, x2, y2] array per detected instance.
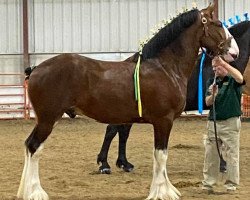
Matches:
[[212, 74, 224, 160]]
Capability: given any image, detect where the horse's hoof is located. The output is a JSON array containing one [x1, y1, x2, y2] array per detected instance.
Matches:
[[65, 110, 76, 118], [28, 188, 49, 200], [123, 165, 134, 172], [116, 160, 134, 172], [99, 167, 111, 174]]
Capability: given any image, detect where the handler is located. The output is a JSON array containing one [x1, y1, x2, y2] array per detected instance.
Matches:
[[202, 56, 245, 192]]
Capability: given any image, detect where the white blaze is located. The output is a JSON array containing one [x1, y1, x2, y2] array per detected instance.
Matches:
[[222, 26, 239, 62]]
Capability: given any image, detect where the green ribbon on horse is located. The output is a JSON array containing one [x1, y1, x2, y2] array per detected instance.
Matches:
[[134, 55, 142, 117]]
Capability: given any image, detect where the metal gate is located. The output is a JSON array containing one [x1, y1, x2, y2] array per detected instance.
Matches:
[[242, 94, 250, 118], [0, 73, 30, 119]]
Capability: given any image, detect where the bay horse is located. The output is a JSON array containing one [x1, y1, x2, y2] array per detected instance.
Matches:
[[17, 5, 239, 200], [96, 20, 250, 174]]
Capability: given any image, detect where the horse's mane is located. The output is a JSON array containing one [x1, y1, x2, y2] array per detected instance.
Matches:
[[141, 9, 199, 60], [228, 21, 250, 38]]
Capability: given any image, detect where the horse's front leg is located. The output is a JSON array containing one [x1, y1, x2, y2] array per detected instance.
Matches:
[[147, 119, 181, 200]]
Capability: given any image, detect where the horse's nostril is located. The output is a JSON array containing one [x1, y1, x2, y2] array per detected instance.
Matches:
[[231, 54, 238, 59]]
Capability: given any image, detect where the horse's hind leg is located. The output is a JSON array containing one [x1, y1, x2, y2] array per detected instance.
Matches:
[[116, 124, 134, 172], [147, 118, 181, 200], [17, 122, 54, 200]]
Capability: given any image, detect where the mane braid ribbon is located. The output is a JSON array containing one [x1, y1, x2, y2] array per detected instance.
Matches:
[[134, 54, 142, 117]]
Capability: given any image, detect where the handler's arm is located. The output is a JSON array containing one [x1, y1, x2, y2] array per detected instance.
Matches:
[[214, 57, 244, 84]]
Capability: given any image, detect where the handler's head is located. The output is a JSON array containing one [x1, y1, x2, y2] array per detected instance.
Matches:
[[213, 65, 228, 77]]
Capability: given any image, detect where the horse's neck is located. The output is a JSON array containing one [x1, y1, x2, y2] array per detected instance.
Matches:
[[241, 30, 250, 70], [243, 59, 250, 95], [232, 32, 250, 73], [243, 59, 250, 79], [159, 25, 201, 80]]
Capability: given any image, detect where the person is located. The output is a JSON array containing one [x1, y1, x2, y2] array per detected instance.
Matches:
[[202, 56, 245, 192]]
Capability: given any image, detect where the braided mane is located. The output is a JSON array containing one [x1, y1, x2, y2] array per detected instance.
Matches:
[[141, 9, 199, 60]]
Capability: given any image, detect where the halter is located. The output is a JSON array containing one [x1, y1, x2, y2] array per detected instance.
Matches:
[[201, 13, 209, 37], [200, 12, 227, 59]]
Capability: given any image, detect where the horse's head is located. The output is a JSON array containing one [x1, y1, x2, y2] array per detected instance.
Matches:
[[199, 4, 239, 62], [228, 21, 250, 73]]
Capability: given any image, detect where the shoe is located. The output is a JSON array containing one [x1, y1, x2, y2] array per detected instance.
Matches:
[[220, 166, 227, 173], [225, 184, 237, 191], [202, 185, 214, 192], [220, 158, 227, 173]]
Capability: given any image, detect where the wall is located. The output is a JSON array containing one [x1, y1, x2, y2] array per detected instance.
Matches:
[[1, 0, 215, 85], [0, 0, 249, 118]]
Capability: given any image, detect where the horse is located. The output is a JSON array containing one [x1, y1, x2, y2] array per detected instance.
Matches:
[[17, 5, 239, 200], [243, 60, 250, 94], [96, 20, 250, 174]]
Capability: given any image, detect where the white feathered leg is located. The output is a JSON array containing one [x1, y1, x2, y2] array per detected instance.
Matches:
[[17, 144, 49, 200], [146, 149, 181, 200], [17, 148, 29, 198]]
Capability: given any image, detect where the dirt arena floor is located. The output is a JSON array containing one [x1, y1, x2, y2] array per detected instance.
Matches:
[[0, 117, 250, 200]]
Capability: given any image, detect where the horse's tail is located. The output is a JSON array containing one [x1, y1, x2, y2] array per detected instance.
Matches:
[[25, 66, 36, 80]]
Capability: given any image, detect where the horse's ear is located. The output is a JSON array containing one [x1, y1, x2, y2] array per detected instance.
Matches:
[[206, 3, 215, 14], [201, 3, 214, 19]]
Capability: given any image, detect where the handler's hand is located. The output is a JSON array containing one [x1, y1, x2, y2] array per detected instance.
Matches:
[[212, 56, 225, 67], [209, 84, 218, 97]]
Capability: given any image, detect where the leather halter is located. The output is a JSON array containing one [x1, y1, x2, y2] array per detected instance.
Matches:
[[200, 12, 227, 58], [201, 12, 209, 37]]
